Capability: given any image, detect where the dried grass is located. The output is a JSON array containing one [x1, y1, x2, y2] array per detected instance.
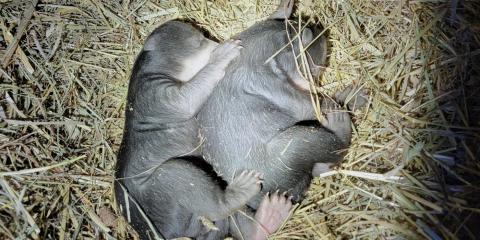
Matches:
[[1, 0, 479, 239]]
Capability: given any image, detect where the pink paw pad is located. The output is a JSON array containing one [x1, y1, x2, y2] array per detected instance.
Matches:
[[251, 191, 293, 240]]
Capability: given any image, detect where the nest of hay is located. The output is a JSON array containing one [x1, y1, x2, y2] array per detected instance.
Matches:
[[0, 0, 479, 239]]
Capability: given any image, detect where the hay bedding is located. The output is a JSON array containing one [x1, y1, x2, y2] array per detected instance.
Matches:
[[0, 0, 478, 239]]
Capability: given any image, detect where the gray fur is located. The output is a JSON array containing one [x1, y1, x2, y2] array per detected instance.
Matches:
[[197, 18, 358, 209], [115, 21, 261, 239], [115, 2, 367, 238]]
